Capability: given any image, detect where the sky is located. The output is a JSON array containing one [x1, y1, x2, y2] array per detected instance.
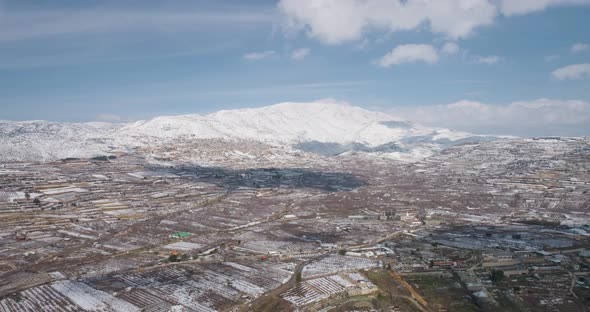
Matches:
[[0, 0, 589, 136]]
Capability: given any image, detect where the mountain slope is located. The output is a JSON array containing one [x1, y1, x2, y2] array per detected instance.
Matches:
[[0, 120, 123, 162], [0, 101, 495, 162], [120, 101, 477, 144]]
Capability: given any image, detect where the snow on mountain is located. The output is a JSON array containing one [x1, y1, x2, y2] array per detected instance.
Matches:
[[0, 101, 494, 162], [120, 101, 474, 144], [0, 120, 123, 162]]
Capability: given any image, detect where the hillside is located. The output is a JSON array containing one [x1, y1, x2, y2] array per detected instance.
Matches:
[[0, 101, 494, 162]]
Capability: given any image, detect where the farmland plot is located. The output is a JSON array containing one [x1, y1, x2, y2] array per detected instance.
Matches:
[[0, 284, 79, 312], [302, 255, 381, 278], [282, 276, 347, 307], [241, 240, 318, 254], [281, 272, 379, 308], [51, 280, 140, 312], [84, 261, 289, 311]]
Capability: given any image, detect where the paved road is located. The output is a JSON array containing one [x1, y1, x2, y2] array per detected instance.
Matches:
[[233, 253, 329, 312], [346, 230, 403, 250], [230, 230, 405, 311]]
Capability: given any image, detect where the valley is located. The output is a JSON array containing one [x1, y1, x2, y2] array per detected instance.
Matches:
[[0, 122, 588, 311]]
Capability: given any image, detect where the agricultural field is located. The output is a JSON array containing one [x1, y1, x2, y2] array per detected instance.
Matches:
[[404, 273, 480, 312]]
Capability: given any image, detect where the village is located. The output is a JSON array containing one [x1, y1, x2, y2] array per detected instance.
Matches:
[[0, 137, 589, 311]]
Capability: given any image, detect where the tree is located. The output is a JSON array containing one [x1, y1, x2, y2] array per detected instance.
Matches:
[[490, 269, 504, 282], [168, 251, 179, 262], [295, 272, 302, 282], [338, 249, 347, 256], [24, 192, 30, 200], [33, 197, 41, 206]]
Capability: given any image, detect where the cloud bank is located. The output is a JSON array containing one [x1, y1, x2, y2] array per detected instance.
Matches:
[[291, 48, 311, 60], [553, 63, 590, 80], [377, 44, 439, 67], [278, 0, 497, 44], [243, 50, 276, 60], [0, 7, 276, 42], [441, 42, 460, 55], [499, 0, 590, 16], [278, 0, 590, 44], [471, 55, 502, 65], [389, 99, 590, 137], [571, 43, 590, 53]]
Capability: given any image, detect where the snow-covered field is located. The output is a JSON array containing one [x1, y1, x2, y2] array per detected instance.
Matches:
[[302, 255, 381, 278], [0, 260, 293, 312], [240, 240, 318, 254], [163, 241, 206, 251], [51, 280, 140, 312], [282, 272, 378, 307]]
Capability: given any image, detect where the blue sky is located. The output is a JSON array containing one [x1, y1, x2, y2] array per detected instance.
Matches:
[[1, 0, 589, 136]]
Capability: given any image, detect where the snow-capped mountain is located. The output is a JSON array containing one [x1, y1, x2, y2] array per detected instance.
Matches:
[[0, 101, 496, 162], [0, 120, 123, 162], [123, 102, 433, 144]]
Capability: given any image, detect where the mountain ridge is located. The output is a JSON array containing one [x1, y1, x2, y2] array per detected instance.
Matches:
[[0, 101, 496, 162]]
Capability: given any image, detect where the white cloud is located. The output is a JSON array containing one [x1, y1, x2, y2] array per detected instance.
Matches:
[[389, 99, 590, 136], [472, 55, 501, 64], [545, 54, 560, 62], [377, 44, 439, 68], [278, 0, 497, 44], [277, 0, 590, 45], [243, 50, 276, 60], [291, 48, 311, 60], [0, 7, 276, 42], [499, 0, 590, 16], [571, 43, 590, 53], [442, 42, 460, 54], [552, 63, 590, 80]]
